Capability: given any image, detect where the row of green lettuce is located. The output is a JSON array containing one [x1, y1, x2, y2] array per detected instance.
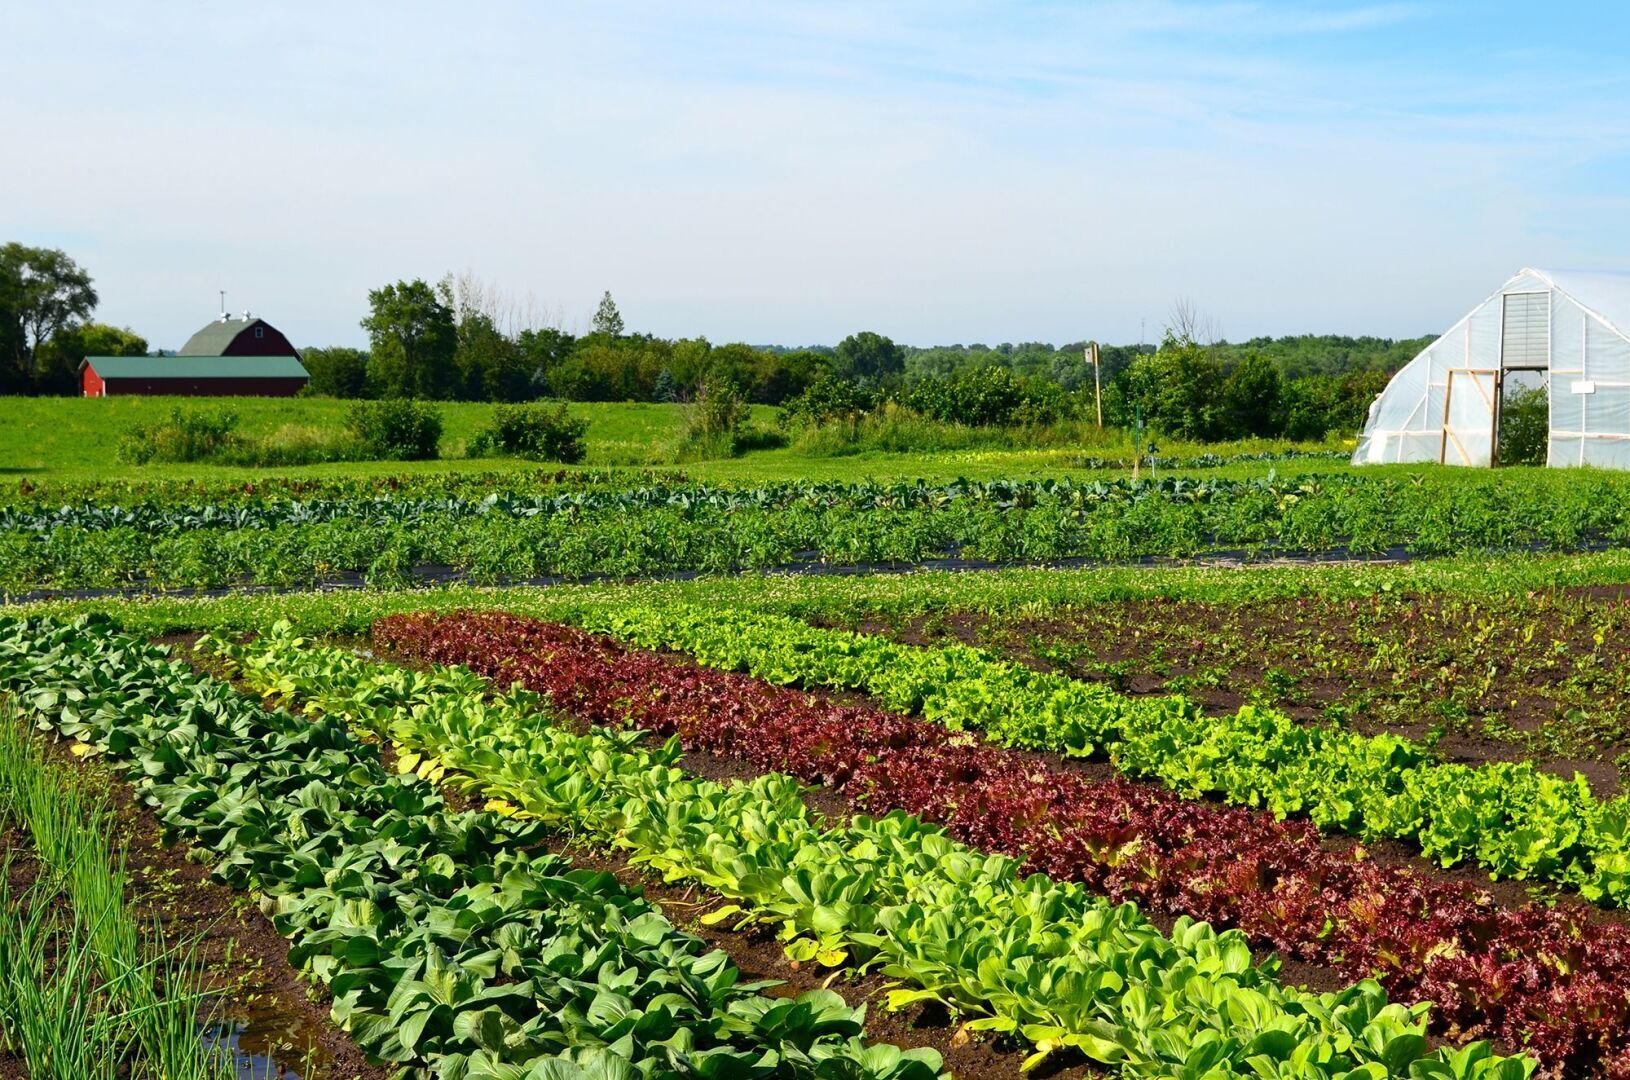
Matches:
[[0, 614, 944, 1080], [572, 605, 1630, 906], [207, 619, 1535, 1080]]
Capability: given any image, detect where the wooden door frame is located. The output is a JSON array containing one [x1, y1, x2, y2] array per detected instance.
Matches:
[[1493, 364, 1549, 468], [1439, 367, 1499, 466]]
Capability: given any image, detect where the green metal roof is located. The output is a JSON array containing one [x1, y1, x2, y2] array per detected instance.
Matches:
[[84, 355, 309, 379], [178, 317, 266, 355]]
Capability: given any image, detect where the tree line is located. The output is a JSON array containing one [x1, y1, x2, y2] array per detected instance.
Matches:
[[1, 245, 1425, 442], [334, 273, 1411, 440], [307, 274, 911, 407]]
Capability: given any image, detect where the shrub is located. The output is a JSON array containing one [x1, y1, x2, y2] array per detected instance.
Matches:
[[467, 403, 589, 463], [344, 399, 442, 460], [1280, 371, 1389, 441], [779, 374, 877, 428], [1499, 385, 1548, 466], [675, 377, 754, 460], [115, 407, 242, 464], [1116, 337, 1228, 440], [902, 367, 1074, 427], [302, 346, 371, 398]]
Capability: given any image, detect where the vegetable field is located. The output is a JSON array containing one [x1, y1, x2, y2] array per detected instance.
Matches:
[[5, 464, 1630, 1078], [10, 468, 1630, 593]]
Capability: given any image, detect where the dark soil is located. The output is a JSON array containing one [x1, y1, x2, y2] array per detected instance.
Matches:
[[835, 586, 1630, 799]]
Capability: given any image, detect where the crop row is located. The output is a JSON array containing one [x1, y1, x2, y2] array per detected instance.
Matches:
[[0, 704, 229, 1079], [8, 470, 1630, 591], [0, 614, 943, 1080], [0, 474, 1365, 535], [0, 474, 1391, 533], [574, 604, 1630, 907], [209, 620, 1535, 1080], [368, 608, 1630, 1077], [0, 468, 621, 512], [944, 588, 1630, 768]]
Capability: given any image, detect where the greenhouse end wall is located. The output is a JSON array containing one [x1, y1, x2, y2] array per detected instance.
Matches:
[[1353, 269, 1630, 470]]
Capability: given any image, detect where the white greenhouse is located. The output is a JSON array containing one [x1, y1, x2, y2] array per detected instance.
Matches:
[[1354, 268, 1630, 468]]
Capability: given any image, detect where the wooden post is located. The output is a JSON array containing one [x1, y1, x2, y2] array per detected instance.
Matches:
[[1132, 403, 1142, 481], [1088, 342, 1103, 428]]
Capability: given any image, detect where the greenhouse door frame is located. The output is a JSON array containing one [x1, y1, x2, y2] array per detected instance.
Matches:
[[1493, 363, 1545, 469], [1439, 367, 1499, 466]]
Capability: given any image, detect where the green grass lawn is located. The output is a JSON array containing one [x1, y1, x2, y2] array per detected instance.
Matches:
[[0, 394, 1362, 485], [0, 397, 712, 481]]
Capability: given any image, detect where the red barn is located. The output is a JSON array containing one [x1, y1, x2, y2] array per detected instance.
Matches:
[[81, 314, 309, 397]]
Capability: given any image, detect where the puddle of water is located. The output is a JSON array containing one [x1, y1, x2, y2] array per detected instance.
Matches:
[[200, 1014, 332, 1080]]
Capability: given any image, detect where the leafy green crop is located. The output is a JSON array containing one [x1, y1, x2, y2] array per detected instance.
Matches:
[[6, 468, 1630, 590], [573, 605, 1630, 906], [0, 614, 943, 1080], [209, 622, 1535, 1080]]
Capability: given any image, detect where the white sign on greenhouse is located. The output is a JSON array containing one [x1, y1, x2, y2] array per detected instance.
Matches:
[[1354, 268, 1630, 468]]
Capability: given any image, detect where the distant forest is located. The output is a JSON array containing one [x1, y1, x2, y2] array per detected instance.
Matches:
[[3, 244, 1432, 440], [887, 334, 1433, 388]]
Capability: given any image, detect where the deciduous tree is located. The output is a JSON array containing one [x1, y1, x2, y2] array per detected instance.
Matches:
[[1222, 352, 1284, 438], [834, 331, 903, 382], [0, 243, 97, 391], [36, 322, 146, 395], [361, 279, 456, 399], [302, 346, 371, 398]]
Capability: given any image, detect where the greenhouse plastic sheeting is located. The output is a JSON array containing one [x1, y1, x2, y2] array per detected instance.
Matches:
[[1355, 268, 1630, 469]]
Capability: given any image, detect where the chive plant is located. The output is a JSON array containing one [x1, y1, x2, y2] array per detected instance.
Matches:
[[0, 706, 233, 1080]]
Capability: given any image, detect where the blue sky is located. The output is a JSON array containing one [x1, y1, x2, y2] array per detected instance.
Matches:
[[3, 2, 1628, 349]]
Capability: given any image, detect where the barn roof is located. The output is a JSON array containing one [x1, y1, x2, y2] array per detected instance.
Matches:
[[83, 355, 309, 379], [177, 317, 273, 356]]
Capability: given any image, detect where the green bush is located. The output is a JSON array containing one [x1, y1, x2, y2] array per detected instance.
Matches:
[[1280, 371, 1389, 441], [780, 374, 877, 428], [115, 407, 242, 464], [1499, 385, 1548, 466], [675, 377, 753, 460], [301, 346, 371, 398], [902, 367, 1074, 427], [467, 403, 589, 463], [344, 399, 442, 460]]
